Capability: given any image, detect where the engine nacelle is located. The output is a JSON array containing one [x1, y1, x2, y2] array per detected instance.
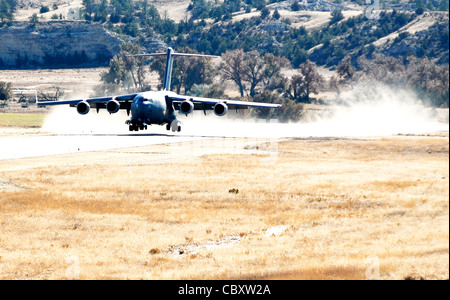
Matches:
[[106, 100, 120, 114], [214, 102, 228, 117], [179, 100, 194, 115], [76, 101, 90, 115]]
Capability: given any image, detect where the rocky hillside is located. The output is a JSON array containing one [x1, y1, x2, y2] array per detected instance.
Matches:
[[1, 0, 448, 69], [376, 12, 449, 64], [0, 20, 122, 68]]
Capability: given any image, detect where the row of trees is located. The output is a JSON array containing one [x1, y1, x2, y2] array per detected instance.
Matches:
[[100, 44, 449, 123], [414, 0, 449, 12], [331, 54, 449, 107], [187, 0, 287, 21], [100, 46, 324, 121], [10, 50, 100, 69], [101, 45, 324, 103], [219, 49, 323, 103]]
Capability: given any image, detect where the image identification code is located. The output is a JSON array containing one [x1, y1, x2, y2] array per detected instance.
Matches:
[[178, 284, 271, 297]]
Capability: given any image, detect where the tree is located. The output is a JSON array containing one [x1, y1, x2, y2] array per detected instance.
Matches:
[[291, 0, 300, 11], [190, 83, 226, 98], [438, 0, 449, 11], [6, 0, 17, 12], [220, 49, 291, 97], [357, 53, 406, 85], [94, 0, 108, 23], [263, 53, 290, 93], [172, 54, 214, 94], [336, 56, 356, 86], [82, 0, 94, 20], [288, 74, 305, 101], [406, 56, 449, 107], [188, 0, 212, 20], [220, 49, 247, 97], [289, 60, 324, 103], [273, 9, 281, 20], [0, 0, 13, 23], [149, 47, 214, 93], [329, 74, 341, 96], [29, 13, 39, 25], [101, 56, 132, 89], [183, 57, 214, 93], [260, 7, 270, 19], [243, 51, 266, 97], [252, 91, 304, 122], [40, 5, 50, 14], [415, 0, 425, 15], [0, 81, 12, 100], [330, 9, 344, 25], [120, 43, 143, 90]]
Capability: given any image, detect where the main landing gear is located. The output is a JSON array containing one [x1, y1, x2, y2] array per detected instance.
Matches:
[[166, 120, 182, 132], [126, 120, 147, 132]]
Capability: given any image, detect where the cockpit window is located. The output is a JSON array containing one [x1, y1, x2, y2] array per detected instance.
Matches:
[[136, 95, 153, 103]]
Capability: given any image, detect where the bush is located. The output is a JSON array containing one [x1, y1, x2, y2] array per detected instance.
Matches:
[[40, 6, 50, 14], [291, 0, 300, 11], [415, 7, 424, 15], [252, 91, 304, 122]]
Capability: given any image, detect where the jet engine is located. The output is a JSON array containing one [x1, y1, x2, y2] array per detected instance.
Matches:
[[179, 100, 194, 115], [106, 100, 120, 114], [76, 101, 90, 115], [214, 102, 228, 116]]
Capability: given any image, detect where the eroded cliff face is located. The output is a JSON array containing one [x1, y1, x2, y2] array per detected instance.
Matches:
[[0, 21, 122, 68]]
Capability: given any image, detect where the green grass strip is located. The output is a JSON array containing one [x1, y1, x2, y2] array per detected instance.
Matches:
[[0, 113, 46, 128]]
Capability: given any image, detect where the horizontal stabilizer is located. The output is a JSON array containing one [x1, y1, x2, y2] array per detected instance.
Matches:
[[128, 53, 218, 59]]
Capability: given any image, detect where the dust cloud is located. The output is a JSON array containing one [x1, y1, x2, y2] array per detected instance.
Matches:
[[42, 84, 448, 138], [180, 84, 448, 138], [42, 106, 131, 135]]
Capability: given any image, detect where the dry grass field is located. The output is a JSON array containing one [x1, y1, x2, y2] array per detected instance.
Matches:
[[0, 132, 448, 280]]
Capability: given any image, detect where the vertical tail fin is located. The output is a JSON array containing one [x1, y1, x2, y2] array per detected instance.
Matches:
[[163, 48, 175, 91]]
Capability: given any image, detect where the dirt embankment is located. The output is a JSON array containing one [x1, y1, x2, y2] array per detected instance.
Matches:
[[0, 21, 121, 68]]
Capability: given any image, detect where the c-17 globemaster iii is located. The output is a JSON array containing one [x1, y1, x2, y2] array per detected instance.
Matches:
[[38, 48, 282, 132]]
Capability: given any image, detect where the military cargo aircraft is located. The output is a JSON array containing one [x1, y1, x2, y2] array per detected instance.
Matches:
[[37, 48, 282, 132]]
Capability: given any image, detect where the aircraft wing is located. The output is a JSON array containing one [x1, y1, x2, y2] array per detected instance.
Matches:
[[169, 95, 282, 111], [37, 93, 138, 114]]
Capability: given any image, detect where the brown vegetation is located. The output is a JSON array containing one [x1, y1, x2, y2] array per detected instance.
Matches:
[[0, 134, 448, 280]]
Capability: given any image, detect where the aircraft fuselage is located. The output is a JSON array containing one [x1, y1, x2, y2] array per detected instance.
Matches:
[[127, 91, 178, 131]]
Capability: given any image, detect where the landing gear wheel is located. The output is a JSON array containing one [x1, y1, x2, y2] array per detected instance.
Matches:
[[129, 125, 139, 132], [171, 120, 182, 132]]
